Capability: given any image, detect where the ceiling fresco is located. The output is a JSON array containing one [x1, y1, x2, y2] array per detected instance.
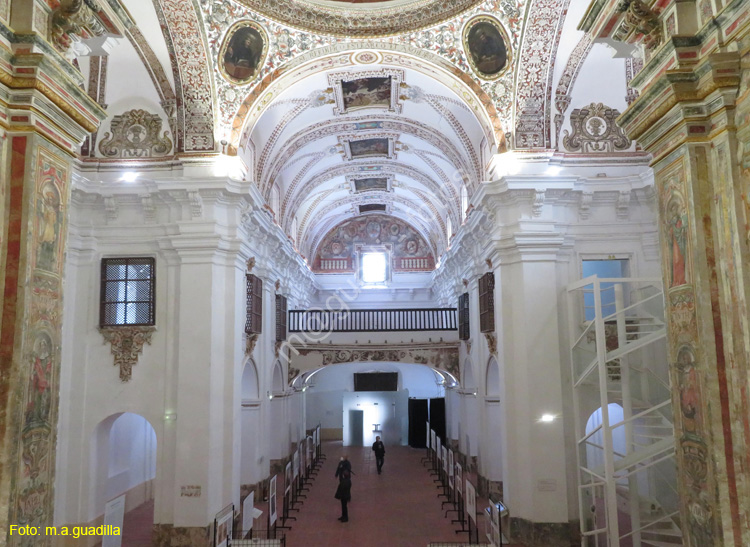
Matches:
[[66, 0, 633, 270]]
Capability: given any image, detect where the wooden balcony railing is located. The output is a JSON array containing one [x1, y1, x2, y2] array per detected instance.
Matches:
[[289, 308, 457, 333]]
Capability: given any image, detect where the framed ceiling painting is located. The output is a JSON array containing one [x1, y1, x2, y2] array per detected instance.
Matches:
[[462, 15, 511, 81], [219, 21, 268, 85], [347, 173, 393, 193], [339, 133, 398, 161], [328, 68, 404, 115]]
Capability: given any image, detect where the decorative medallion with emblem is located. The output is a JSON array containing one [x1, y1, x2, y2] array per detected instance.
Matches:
[[562, 103, 631, 154], [98, 109, 173, 158]]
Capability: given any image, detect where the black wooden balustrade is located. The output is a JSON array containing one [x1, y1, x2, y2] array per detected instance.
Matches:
[[288, 308, 457, 333]]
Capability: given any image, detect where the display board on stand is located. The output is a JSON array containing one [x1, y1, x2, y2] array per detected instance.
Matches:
[[269, 475, 278, 526]]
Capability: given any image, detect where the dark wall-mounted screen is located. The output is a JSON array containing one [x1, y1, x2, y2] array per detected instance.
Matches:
[[353, 372, 398, 392]]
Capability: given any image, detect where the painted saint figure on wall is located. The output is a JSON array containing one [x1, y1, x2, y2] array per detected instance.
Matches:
[[25, 333, 54, 427], [37, 176, 62, 272], [666, 199, 688, 287]]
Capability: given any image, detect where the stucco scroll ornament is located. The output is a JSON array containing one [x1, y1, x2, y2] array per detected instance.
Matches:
[[98, 109, 173, 158], [563, 103, 631, 153], [246, 333, 259, 356], [484, 333, 497, 356], [99, 326, 155, 381]]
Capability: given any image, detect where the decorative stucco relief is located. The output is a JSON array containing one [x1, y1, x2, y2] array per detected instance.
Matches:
[[98, 109, 173, 158], [562, 103, 631, 154], [99, 326, 155, 382]]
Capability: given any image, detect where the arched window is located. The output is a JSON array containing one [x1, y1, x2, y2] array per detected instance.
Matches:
[[446, 218, 453, 241], [461, 185, 469, 222]]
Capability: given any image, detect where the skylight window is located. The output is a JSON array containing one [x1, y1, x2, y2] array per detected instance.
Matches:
[[362, 252, 387, 284]]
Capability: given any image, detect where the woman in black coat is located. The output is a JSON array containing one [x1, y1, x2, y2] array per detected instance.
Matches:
[[334, 470, 352, 522]]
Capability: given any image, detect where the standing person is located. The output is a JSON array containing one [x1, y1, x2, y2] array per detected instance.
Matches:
[[334, 470, 351, 522], [335, 454, 352, 481], [372, 436, 386, 474]]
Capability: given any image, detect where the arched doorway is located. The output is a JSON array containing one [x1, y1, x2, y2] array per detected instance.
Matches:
[[241, 359, 261, 486], [90, 412, 156, 543]]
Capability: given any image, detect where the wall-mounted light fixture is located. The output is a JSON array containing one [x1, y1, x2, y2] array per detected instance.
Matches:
[[540, 414, 555, 423]]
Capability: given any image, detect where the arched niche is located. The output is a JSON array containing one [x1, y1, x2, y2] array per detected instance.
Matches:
[[242, 358, 260, 400], [271, 359, 285, 393], [485, 357, 500, 397], [89, 412, 157, 525], [463, 357, 477, 390]]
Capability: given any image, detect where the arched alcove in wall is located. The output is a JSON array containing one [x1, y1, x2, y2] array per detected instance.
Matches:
[[89, 413, 157, 528], [486, 356, 500, 397], [271, 360, 285, 393], [241, 359, 262, 486], [460, 357, 479, 457], [463, 357, 477, 390], [242, 358, 260, 400]]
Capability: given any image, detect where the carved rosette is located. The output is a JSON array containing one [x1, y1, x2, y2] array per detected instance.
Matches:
[[98, 109, 173, 158], [99, 326, 155, 381]]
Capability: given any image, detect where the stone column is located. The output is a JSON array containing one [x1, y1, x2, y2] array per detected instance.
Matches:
[[617, 47, 750, 546], [0, 23, 106, 547]]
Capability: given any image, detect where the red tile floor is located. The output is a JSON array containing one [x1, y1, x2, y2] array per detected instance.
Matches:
[[260, 441, 525, 547], [110, 441, 525, 546]]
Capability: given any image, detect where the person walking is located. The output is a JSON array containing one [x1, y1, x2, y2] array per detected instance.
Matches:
[[334, 470, 352, 522], [372, 436, 386, 474]]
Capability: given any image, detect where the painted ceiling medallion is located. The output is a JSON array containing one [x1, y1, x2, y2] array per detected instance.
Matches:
[[219, 20, 268, 85], [462, 15, 511, 81], [233, 0, 482, 37]]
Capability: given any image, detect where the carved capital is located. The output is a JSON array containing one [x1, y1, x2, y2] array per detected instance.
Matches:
[[99, 326, 155, 381]]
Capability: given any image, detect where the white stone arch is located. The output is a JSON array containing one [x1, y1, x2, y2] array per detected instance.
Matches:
[[485, 356, 500, 397], [89, 412, 157, 526]]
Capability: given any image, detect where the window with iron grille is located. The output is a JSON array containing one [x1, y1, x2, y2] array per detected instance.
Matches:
[[276, 294, 287, 342], [246, 274, 263, 334], [458, 292, 470, 340], [100, 257, 156, 327], [479, 272, 495, 333]]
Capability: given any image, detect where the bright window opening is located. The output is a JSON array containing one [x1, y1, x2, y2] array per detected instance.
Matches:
[[362, 252, 387, 284]]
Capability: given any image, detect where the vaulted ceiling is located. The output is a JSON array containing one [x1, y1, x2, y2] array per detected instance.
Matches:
[[75, 0, 634, 267]]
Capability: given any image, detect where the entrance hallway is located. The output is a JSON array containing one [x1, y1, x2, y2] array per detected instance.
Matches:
[[276, 441, 523, 547]]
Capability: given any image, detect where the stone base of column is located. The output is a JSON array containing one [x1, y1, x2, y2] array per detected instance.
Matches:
[[153, 524, 210, 546], [510, 517, 579, 547]]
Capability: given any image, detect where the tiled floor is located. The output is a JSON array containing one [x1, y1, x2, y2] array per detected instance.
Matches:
[[110, 441, 524, 546], [270, 441, 524, 547]]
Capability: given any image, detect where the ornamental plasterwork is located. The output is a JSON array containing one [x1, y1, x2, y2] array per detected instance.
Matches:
[[201, 0, 523, 144], [327, 69, 405, 115], [288, 161, 460, 236], [98, 109, 173, 158], [99, 326, 155, 382], [562, 103, 632, 154]]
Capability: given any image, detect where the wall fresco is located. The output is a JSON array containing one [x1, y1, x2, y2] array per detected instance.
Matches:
[[313, 214, 435, 272], [8, 144, 70, 545]]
